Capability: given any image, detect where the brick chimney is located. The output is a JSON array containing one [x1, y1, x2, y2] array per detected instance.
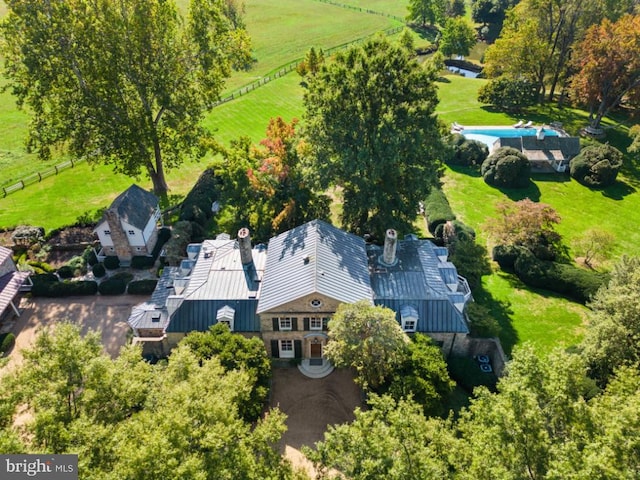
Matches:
[[380, 229, 398, 267], [238, 228, 253, 266], [105, 209, 132, 262]]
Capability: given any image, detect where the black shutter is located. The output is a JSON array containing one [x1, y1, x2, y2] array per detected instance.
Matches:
[[272, 317, 279, 331], [323, 317, 329, 331], [303, 317, 310, 330], [294, 340, 302, 359], [292, 317, 298, 331], [271, 340, 279, 358]]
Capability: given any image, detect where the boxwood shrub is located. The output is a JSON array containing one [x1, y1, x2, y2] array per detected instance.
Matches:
[[83, 247, 99, 267], [1, 332, 16, 355], [446, 133, 489, 167], [31, 273, 59, 284], [57, 265, 75, 279], [92, 263, 106, 278], [128, 279, 158, 295], [569, 144, 623, 187], [492, 244, 529, 272], [104, 256, 120, 270], [424, 188, 455, 235], [131, 256, 155, 269], [481, 147, 531, 188], [31, 280, 98, 297], [98, 278, 128, 295], [514, 250, 608, 303]]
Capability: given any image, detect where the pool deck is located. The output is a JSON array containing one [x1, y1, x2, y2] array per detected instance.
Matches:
[[451, 124, 568, 137]]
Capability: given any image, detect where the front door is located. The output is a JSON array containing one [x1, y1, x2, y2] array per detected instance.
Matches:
[[310, 343, 322, 358]]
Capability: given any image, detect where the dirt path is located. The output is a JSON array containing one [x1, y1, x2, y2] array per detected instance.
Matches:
[[270, 367, 363, 477], [2, 295, 147, 373]]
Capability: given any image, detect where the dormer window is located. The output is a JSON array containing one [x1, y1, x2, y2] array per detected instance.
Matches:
[[400, 305, 419, 333], [217, 305, 235, 331], [104, 230, 111, 236]]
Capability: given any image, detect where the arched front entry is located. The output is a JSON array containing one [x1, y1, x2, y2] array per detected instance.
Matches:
[[304, 332, 328, 364]]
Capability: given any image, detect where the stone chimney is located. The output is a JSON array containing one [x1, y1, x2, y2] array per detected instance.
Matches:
[[238, 228, 253, 266], [105, 209, 132, 262], [380, 229, 398, 266]]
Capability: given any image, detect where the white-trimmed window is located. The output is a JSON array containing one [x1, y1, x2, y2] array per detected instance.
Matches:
[[217, 305, 235, 332], [279, 317, 292, 331], [104, 230, 111, 236], [280, 340, 294, 358], [310, 317, 323, 330], [400, 305, 419, 333], [128, 230, 135, 235], [310, 298, 323, 308]]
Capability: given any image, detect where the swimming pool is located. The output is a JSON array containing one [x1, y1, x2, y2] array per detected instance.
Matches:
[[459, 126, 558, 150], [461, 127, 558, 138]]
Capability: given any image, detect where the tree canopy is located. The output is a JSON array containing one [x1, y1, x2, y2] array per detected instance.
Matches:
[[570, 14, 640, 129], [0, 323, 300, 479], [324, 300, 409, 390], [0, 0, 251, 196], [481, 146, 531, 188], [439, 17, 477, 58], [216, 117, 330, 243], [407, 0, 447, 26], [303, 35, 443, 238]]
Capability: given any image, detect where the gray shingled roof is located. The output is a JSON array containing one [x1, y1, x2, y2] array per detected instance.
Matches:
[[257, 219, 372, 314], [0, 271, 29, 317], [368, 239, 469, 333], [497, 136, 581, 161], [102, 184, 158, 231]]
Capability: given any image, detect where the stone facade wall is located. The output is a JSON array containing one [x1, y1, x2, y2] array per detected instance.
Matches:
[[104, 210, 132, 261]]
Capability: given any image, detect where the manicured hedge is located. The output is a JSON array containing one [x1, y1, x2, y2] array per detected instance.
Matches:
[[569, 144, 623, 187], [31, 280, 98, 297], [92, 263, 106, 278], [27, 260, 55, 274], [446, 133, 488, 167], [492, 244, 529, 272], [131, 256, 155, 269], [1, 332, 16, 355], [57, 265, 75, 279], [433, 220, 476, 245], [424, 188, 455, 235], [514, 250, 608, 303], [128, 279, 158, 295], [481, 147, 531, 188], [31, 273, 59, 284], [98, 278, 128, 295], [83, 247, 99, 267], [104, 256, 120, 270]]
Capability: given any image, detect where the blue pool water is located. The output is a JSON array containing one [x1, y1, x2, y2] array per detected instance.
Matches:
[[462, 127, 558, 138], [460, 127, 558, 150]]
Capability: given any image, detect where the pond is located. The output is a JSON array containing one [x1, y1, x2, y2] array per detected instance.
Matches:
[[446, 66, 480, 78]]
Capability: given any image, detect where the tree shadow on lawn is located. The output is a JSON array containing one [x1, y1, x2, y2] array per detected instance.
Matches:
[[531, 172, 571, 183], [601, 179, 636, 200], [473, 278, 519, 356], [495, 180, 541, 202], [445, 164, 481, 178]]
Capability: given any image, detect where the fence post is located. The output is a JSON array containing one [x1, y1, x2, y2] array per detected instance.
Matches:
[[2, 187, 5, 197], [38, 172, 41, 182]]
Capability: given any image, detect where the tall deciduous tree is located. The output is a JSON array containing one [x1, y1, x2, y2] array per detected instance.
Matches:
[[580, 256, 640, 385], [304, 395, 457, 480], [217, 117, 330, 243], [324, 301, 409, 390], [439, 17, 477, 58], [0, 0, 251, 196], [570, 14, 640, 130], [407, 0, 448, 26], [303, 36, 442, 237]]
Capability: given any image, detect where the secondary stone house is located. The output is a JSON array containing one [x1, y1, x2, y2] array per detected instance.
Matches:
[[494, 134, 580, 173], [129, 220, 472, 365], [94, 184, 162, 264]]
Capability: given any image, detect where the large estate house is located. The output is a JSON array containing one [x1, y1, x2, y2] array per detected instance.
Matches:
[[128, 220, 472, 370], [94, 184, 162, 265]]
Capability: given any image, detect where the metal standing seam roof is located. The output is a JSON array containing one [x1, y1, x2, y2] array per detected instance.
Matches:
[[257, 219, 373, 314], [166, 239, 267, 333], [127, 266, 180, 330], [368, 239, 469, 333], [94, 184, 158, 232]]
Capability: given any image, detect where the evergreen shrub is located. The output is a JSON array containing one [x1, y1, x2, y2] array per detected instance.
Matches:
[[104, 256, 120, 270], [92, 263, 106, 278], [481, 147, 531, 188], [424, 188, 455, 235], [128, 279, 158, 295], [0, 332, 16, 355], [31, 280, 98, 297]]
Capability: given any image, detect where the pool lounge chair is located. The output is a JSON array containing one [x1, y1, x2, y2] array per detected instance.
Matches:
[[523, 120, 533, 128], [513, 120, 524, 128], [452, 122, 464, 131]]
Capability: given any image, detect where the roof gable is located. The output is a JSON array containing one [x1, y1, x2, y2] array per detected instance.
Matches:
[[100, 184, 158, 231], [257, 220, 372, 313]]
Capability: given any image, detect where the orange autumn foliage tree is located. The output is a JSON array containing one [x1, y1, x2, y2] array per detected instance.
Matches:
[[570, 14, 640, 130]]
